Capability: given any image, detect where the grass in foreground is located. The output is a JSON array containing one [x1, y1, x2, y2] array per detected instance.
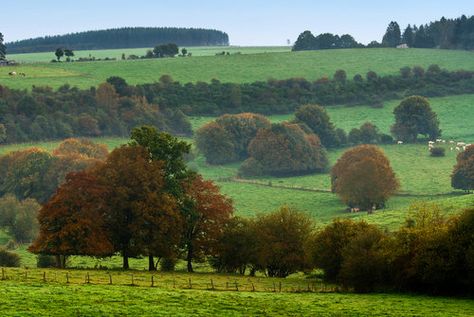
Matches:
[[0, 279, 472, 316]]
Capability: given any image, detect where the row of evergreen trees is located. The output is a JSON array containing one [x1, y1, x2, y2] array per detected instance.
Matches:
[[294, 14, 474, 51], [6, 27, 229, 54]]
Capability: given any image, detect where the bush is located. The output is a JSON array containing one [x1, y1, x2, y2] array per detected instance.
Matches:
[[37, 254, 56, 268], [0, 248, 20, 267], [430, 147, 445, 157], [160, 257, 177, 272]]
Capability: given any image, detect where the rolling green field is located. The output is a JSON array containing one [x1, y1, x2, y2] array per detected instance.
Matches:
[[1, 48, 474, 90]]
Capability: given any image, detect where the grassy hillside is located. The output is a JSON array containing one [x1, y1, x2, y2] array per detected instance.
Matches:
[[1, 48, 474, 90]]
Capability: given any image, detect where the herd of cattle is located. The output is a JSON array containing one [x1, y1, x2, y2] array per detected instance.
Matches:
[[8, 71, 26, 76]]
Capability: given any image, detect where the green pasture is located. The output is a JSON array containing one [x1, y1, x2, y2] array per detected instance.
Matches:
[[0, 279, 473, 316], [1, 48, 474, 90]]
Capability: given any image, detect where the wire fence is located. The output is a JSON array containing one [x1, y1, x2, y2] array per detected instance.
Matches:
[[0, 267, 337, 294]]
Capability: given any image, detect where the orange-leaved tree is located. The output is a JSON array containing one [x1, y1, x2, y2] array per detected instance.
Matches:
[[29, 171, 114, 268], [331, 145, 399, 210], [181, 174, 233, 272]]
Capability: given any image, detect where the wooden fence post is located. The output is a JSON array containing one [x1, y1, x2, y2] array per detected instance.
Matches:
[[279, 281, 282, 293], [188, 278, 192, 289], [251, 282, 255, 292], [66, 272, 69, 284], [109, 273, 112, 285], [151, 275, 154, 287], [210, 279, 214, 290], [234, 281, 239, 291], [1, 267, 5, 280], [43, 272, 46, 282]]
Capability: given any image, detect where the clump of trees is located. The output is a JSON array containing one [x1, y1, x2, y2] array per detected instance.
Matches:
[[391, 96, 441, 142], [451, 145, 474, 192], [331, 145, 399, 210], [153, 43, 179, 58], [292, 31, 363, 51], [0, 248, 20, 267], [29, 127, 233, 271], [240, 123, 328, 177], [311, 203, 474, 294], [348, 122, 393, 145], [196, 113, 271, 164], [0, 76, 192, 144], [0, 139, 108, 203]]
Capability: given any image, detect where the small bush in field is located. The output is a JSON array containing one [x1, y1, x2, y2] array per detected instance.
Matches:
[[0, 248, 20, 267], [37, 254, 56, 268], [430, 147, 445, 157]]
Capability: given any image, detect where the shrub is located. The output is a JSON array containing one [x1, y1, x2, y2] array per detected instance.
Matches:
[[451, 145, 474, 192], [37, 254, 56, 268], [159, 257, 177, 272], [0, 248, 20, 267], [430, 146, 445, 157]]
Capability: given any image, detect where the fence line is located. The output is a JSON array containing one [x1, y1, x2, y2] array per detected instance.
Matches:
[[0, 267, 337, 294]]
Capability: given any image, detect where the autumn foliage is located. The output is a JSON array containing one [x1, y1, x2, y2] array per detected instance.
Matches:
[[196, 113, 271, 164], [451, 145, 474, 192], [331, 145, 399, 210], [240, 123, 328, 176]]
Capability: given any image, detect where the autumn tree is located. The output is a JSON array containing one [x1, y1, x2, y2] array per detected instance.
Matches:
[[391, 96, 441, 142], [95, 145, 182, 270], [240, 123, 328, 177], [294, 104, 339, 148], [95, 83, 119, 116], [451, 145, 474, 192], [0, 195, 40, 243], [53, 138, 109, 160], [181, 174, 233, 272], [253, 206, 313, 277], [29, 171, 114, 268], [195, 113, 271, 164], [331, 145, 399, 210]]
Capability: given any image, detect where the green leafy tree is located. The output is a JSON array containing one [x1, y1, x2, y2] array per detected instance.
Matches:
[[0, 195, 40, 243], [382, 21, 401, 47], [294, 104, 338, 148], [64, 49, 74, 61], [54, 48, 64, 61], [391, 96, 441, 142], [402, 25, 415, 47]]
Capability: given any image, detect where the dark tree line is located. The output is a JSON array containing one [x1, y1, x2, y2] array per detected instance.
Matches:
[[0, 77, 192, 144], [135, 67, 474, 115], [6, 27, 229, 54], [294, 15, 474, 50]]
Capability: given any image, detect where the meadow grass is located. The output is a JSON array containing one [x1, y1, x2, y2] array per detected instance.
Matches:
[[1, 48, 474, 90], [0, 279, 473, 316]]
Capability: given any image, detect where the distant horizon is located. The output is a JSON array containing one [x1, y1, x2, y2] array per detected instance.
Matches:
[[1, 1, 472, 46]]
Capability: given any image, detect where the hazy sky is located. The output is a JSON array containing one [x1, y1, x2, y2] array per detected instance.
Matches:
[[1, 0, 472, 46]]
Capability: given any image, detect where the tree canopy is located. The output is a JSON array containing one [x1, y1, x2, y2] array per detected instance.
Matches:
[[331, 145, 399, 210], [451, 145, 474, 192], [391, 96, 441, 142]]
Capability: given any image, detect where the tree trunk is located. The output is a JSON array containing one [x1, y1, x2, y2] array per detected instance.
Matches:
[[55, 255, 62, 268], [148, 255, 156, 271], [61, 255, 67, 269], [123, 255, 129, 270], [186, 246, 194, 273]]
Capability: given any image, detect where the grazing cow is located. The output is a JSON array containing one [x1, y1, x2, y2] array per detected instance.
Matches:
[[449, 140, 455, 144], [450, 147, 454, 151], [428, 141, 435, 145], [8, 71, 17, 76], [18, 72, 26, 77], [456, 147, 461, 151], [397, 141, 403, 145], [436, 139, 442, 143], [457, 142, 466, 147]]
